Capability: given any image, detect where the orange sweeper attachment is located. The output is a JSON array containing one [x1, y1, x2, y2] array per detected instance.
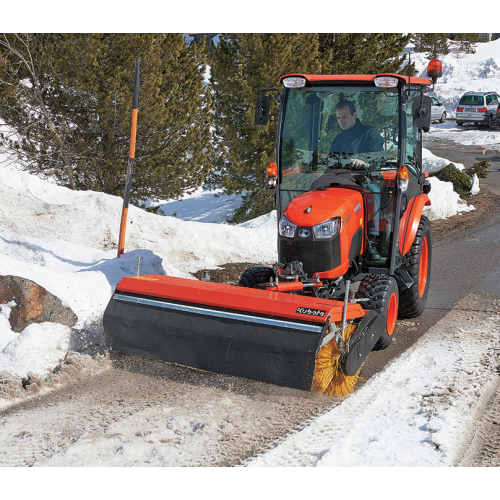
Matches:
[[104, 60, 441, 396]]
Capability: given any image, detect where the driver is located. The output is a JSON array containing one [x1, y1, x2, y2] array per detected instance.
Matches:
[[330, 99, 384, 162], [311, 100, 385, 261]]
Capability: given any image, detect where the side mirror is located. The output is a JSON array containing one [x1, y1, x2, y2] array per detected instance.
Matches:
[[413, 95, 432, 129], [255, 94, 270, 126]]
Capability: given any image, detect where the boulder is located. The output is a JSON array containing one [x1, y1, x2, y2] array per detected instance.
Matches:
[[0, 275, 77, 333]]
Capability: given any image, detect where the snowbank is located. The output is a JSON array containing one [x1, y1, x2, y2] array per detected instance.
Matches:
[[410, 38, 500, 118]]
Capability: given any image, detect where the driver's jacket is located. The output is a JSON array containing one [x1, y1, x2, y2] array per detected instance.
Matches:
[[330, 119, 383, 155]]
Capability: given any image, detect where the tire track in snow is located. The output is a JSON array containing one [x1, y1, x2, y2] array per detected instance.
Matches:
[[243, 293, 500, 467]]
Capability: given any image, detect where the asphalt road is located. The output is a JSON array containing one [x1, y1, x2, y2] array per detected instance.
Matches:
[[360, 132, 500, 380]]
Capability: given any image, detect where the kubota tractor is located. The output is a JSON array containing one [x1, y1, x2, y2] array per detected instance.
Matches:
[[103, 59, 442, 397]]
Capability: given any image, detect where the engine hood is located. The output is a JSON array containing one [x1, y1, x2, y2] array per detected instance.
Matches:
[[284, 187, 364, 227]]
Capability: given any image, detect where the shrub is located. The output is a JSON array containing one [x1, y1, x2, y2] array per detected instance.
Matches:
[[430, 164, 472, 198], [466, 160, 489, 179]]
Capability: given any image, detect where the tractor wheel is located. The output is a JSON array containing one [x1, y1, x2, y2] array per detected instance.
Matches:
[[440, 112, 446, 123], [239, 267, 274, 288], [355, 274, 399, 350], [399, 216, 432, 318]]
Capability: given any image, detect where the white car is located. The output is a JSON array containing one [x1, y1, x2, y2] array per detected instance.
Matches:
[[456, 91, 499, 128], [430, 97, 446, 123]]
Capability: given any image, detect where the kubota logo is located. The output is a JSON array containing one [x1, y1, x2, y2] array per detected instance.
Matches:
[[296, 307, 326, 317], [298, 229, 310, 238]]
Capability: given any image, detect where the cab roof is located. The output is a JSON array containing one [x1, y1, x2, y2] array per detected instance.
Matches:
[[280, 73, 431, 86]]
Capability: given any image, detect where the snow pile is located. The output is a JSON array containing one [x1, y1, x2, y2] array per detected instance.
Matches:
[[421, 147, 475, 220], [424, 177, 475, 220], [0, 162, 275, 397], [422, 146, 465, 174]]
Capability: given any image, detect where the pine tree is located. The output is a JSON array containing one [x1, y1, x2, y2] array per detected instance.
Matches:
[[456, 33, 479, 54], [0, 33, 213, 204], [208, 34, 321, 223], [412, 33, 449, 58], [319, 34, 412, 75]]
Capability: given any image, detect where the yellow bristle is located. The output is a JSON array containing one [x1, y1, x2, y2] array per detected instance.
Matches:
[[312, 322, 362, 397]]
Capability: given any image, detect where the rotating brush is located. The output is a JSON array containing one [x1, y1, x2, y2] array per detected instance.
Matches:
[[312, 322, 362, 397]]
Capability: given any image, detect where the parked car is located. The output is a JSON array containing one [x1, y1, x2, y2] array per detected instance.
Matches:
[[456, 91, 499, 128], [497, 103, 500, 131], [430, 97, 446, 123]]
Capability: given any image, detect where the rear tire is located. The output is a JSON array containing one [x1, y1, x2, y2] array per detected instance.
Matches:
[[356, 274, 399, 350], [399, 216, 432, 318], [239, 267, 274, 288], [487, 115, 492, 128]]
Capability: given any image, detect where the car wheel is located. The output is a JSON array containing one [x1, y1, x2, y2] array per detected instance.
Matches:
[[440, 112, 446, 123], [457, 121, 463, 126], [487, 115, 492, 128]]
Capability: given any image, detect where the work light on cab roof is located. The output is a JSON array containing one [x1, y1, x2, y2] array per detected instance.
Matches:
[[374, 76, 399, 88], [282, 77, 306, 88]]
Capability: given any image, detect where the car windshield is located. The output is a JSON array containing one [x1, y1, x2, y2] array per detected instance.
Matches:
[[459, 95, 484, 106], [279, 85, 400, 207]]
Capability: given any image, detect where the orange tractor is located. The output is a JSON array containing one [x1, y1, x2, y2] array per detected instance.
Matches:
[[104, 60, 442, 396]]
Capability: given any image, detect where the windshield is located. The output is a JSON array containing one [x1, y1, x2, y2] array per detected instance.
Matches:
[[459, 95, 484, 106], [279, 85, 400, 208]]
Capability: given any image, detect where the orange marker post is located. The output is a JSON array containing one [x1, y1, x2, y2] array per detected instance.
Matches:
[[117, 58, 140, 257]]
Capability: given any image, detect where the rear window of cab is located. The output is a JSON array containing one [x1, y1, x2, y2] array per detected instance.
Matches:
[[459, 95, 484, 106]]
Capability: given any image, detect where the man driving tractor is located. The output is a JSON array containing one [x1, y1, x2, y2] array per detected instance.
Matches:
[[311, 100, 384, 260]]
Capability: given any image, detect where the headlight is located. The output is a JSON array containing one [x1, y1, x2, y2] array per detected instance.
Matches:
[[279, 215, 297, 238], [313, 217, 340, 239]]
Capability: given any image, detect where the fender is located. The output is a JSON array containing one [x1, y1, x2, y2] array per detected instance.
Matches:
[[399, 193, 431, 256]]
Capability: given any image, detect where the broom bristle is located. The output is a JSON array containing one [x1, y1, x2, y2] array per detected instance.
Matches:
[[312, 322, 362, 397]]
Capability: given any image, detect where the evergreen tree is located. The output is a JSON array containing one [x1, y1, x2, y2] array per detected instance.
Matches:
[[208, 34, 321, 223], [0, 33, 213, 204], [456, 33, 479, 54], [319, 33, 412, 74], [412, 33, 449, 58]]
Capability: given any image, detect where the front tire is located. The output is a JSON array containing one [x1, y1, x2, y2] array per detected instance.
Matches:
[[399, 216, 432, 318], [356, 274, 399, 350], [239, 267, 274, 288]]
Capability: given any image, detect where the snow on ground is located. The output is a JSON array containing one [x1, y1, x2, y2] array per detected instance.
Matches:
[[143, 187, 242, 223], [411, 38, 500, 120], [0, 161, 275, 388], [425, 122, 500, 149], [246, 305, 500, 467]]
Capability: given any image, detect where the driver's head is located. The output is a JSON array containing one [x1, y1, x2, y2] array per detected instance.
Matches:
[[335, 100, 357, 130]]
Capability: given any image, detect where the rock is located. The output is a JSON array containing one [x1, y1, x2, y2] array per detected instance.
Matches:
[[0, 275, 77, 333]]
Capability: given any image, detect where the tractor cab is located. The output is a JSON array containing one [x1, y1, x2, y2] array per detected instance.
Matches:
[[259, 70, 435, 285]]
